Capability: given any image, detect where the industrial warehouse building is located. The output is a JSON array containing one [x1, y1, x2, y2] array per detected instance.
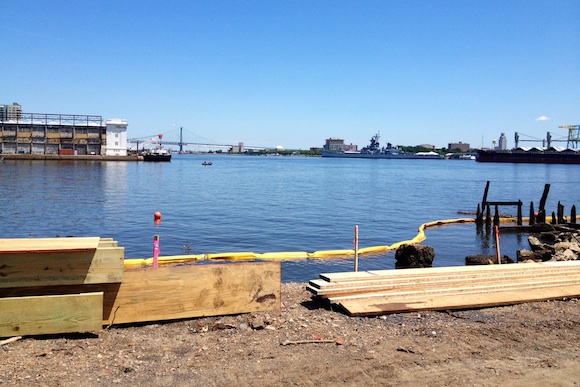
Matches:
[[0, 104, 127, 156]]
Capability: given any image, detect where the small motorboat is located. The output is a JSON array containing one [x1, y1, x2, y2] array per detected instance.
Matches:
[[202, 161, 212, 166]]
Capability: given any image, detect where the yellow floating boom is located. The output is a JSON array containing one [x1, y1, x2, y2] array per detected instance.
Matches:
[[124, 217, 506, 268]]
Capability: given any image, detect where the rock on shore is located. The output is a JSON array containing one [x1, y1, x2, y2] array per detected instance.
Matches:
[[518, 223, 580, 263]]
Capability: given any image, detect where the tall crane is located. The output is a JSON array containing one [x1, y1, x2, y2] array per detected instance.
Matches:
[[515, 127, 580, 149], [514, 132, 546, 148], [558, 125, 580, 149]]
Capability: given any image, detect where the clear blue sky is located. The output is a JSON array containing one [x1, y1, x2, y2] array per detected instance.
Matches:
[[2, 1, 579, 150]]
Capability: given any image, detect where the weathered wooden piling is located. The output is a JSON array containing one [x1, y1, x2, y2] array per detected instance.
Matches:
[[557, 201, 565, 224], [538, 184, 550, 223], [475, 181, 574, 227], [485, 204, 491, 228], [538, 209, 546, 224], [476, 203, 483, 227], [481, 181, 490, 210]]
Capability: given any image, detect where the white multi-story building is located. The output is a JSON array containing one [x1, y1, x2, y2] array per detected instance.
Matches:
[[105, 118, 128, 156]]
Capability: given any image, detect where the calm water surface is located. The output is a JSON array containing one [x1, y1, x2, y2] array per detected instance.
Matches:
[[1, 155, 578, 282]]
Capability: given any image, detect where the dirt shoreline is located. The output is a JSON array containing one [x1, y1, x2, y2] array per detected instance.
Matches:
[[2, 282, 579, 386]]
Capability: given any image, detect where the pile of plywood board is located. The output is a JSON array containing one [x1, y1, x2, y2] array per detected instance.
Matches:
[[307, 261, 580, 316], [0, 237, 281, 338]]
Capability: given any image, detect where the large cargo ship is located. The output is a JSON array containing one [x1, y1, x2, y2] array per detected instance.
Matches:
[[476, 148, 580, 164], [477, 126, 580, 164], [321, 133, 443, 159]]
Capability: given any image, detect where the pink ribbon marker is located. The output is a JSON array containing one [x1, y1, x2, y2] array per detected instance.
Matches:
[[153, 235, 160, 268]]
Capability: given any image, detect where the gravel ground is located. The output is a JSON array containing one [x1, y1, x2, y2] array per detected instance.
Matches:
[[1, 283, 579, 386]]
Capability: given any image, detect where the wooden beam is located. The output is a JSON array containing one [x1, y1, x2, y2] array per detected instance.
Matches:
[[0, 292, 103, 337], [0, 237, 100, 253], [98, 238, 119, 248], [101, 262, 281, 324], [0, 246, 124, 288], [327, 276, 580, 302], [339, 284, 580, 316], [308, 272, 580, 298], [314, 264, 580, 288], [310, 262, 580, 316], [319, 261, 580, 283], [0, 262, 281, 326]]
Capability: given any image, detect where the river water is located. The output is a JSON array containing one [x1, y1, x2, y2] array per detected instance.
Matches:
[[1, 155, 578, 282]]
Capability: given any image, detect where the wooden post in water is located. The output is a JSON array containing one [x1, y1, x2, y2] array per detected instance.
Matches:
[[557, 202, 565, 224], [572, 205, 577, 224], [485, 204, 491, 228], [517, 200, 522, 226], [493, 205, 500, 227], [538, 209, 546, 224], [551, 212, 557, 225], [481, 181, 490, 210], [476, 203, 483, 227], [529, 202, 535, 226], [538, 184, 550, 223]]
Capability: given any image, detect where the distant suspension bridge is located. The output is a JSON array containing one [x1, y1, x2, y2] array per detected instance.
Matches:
[[128, 127, 270, 153]]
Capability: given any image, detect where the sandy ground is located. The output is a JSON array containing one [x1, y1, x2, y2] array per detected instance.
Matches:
[[1, 283, 579, 386]]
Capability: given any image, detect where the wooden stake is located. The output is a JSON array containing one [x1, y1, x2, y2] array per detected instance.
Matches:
[[494, 226, 501, 265], [354, 225, 359, 272]]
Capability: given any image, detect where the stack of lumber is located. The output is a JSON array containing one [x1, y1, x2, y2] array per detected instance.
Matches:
[[1, 237, 281, 338], [307, 261, 580, 316], [0, 237, 124, 337]]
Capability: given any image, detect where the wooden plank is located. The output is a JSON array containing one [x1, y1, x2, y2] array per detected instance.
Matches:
[[326, 276, 580, 302], [314, 265, 580, 288], [0, 237, 100, 253], [312, 262, 580, 316], [313, 272, 580, 295], [339, 284, 580, 316], [0, 246, 124, 288], [102, 262, 281, 324], [98, 239, 118, 247], [366, 261, 580, 277], [0, 262, 281, 325], [319, 262, 580, 284], [308, 269, 580, 297], [306, 273, 580, 300], [319, 271, 382, 282], [0, 292, 103, 337]]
